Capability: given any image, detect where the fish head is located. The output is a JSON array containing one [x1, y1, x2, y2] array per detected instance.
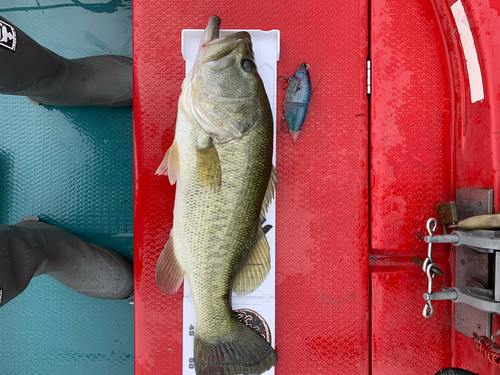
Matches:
[[293, 62, 310, 80], [181, 15, 269, 141], [285, 62, 311, 103]]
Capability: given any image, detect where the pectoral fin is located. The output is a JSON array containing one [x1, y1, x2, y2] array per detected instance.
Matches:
[[233, 223, 271, 296], [260, 165, 278, 221], [156, 140, 180, 185], [196, 138, 221, 190], [155, 235, 185, 295]]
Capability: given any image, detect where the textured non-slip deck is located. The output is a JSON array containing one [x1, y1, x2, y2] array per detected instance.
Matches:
[[133, 1, 370, 373]]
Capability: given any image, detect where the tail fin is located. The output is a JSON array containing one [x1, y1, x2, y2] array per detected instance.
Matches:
[[194, 321, 278, 375]]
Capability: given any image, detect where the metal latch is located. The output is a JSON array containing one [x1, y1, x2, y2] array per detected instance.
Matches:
[[426, 229, 500, 254], [419, 189, 500, 333], [424, 287, 500, 314], [420, 218, 500, 317], [423, 228, 500, 310], [420, 217, 441, 318]]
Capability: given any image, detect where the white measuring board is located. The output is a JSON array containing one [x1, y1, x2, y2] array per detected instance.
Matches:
[[181, 28, 280, 375]]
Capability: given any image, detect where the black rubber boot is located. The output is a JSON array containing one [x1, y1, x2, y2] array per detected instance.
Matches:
[[0, 217, 133, 308], [0, 16, 132, 107], [435, 368, 479, 375]]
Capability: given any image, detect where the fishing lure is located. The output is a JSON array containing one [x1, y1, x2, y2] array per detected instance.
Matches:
[[283, 62, 311, 143]]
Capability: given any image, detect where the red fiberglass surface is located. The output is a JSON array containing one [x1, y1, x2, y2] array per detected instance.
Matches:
[[445, 1, 500, 373], [134, 0, 500, 373], [133, 1, 369, 374], [370, 0, 454, 372], [371, 0, 500, 374]]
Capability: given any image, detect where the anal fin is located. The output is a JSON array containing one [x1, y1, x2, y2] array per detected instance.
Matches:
[[233, 223, 271, 296], [155, 235, 184, 295]]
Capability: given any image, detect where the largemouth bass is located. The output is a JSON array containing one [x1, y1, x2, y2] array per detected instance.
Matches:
[[155, 15, 278, 375]]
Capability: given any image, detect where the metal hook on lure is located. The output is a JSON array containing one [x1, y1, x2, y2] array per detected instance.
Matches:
[[278, 73, 291, 90], [280, 66, 311, 91], [282, 62, 312, 143], [277, 115, 289, 134]]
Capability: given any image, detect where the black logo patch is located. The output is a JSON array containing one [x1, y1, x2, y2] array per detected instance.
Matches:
[[0, 19, 17, 51]]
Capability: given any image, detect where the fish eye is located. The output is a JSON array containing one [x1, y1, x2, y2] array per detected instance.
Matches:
[[242, 59, 255, 71]]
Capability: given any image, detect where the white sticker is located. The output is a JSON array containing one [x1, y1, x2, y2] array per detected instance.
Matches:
[[0, 288, 3, 306], [451, 0, 484, 103], [0, 19, 17, 52]]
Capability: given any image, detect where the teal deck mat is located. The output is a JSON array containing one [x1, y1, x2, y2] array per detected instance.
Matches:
[[0, 2, 134, 374]]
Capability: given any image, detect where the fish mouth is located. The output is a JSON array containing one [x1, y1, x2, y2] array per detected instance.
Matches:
[[295, 62, 308, 78], [201, 15, 221, 44], [202, 16, 251, 47], [198, 16, 253, 63]]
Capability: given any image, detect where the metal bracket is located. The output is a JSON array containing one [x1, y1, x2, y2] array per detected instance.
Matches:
[[426, 189, 494, 338], [418, 189, 495, 338], [455, 189, 494, 338], [424, 287, 500, 314], [426, 229, 500, 253]]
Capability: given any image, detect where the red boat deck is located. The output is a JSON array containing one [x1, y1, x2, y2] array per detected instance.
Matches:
[[133, 0, 500, 373]]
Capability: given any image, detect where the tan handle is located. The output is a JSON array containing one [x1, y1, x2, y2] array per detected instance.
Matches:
[[458, 214, 500, 230]]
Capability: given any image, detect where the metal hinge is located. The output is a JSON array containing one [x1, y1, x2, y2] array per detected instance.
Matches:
[[366, 59, 372, 95]]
